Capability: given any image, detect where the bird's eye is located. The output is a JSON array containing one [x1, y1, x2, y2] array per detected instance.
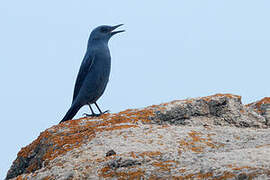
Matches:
[[100, 27, 107, 33]]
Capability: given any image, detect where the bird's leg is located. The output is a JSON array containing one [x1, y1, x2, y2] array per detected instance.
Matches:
[[83, 104, 99, 117], [94, 102, 109, 115]]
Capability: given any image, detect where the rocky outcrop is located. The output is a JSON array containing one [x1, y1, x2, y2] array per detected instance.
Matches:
[[6, 94, 270, 179], [247, 97, 270, 126]]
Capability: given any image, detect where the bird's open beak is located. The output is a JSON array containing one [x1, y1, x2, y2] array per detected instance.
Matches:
[[110, 24, 125, 36]]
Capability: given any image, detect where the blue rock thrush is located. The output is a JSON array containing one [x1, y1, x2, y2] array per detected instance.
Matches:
[[60, 24, 124, 123]]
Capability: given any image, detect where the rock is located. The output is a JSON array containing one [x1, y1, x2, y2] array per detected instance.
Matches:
[[6, 94, 270, 179], [247, 97, 270, 126]]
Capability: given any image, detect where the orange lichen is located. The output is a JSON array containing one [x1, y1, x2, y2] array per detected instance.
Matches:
[[14, 105, 163, 175], [232, 166, 251, 170], [179, 168, 186, 173], [15, 175, 23, 180], [123, 151, 162, 160], [188, 131, 204, 142], [180, 174, 195, 179], [256, 144, 270, 148], [55, 162, 64, 167], [190, 146, 204, 153], [255, 97, 270, 113], [256, 97, 270, 107], [179, 130, 224, 153], [197, 172, 214, 179], [214, 171, 235, 180], [100, 166, 111, 178], [102, 124, 138, 131], [158, 134, 163, 138], [172, 171, 234, 180], [42, 176, 53, 180], [100, 166, 144, 179], [234, 135, 240, 140], [149, 175, 159, 180], [138, 151, 161, 158], [18, 131, 51, 158], [152, 160, 178, 171], [247, 97, 270, 114], [202, 94, 241, 102], [122, 170, 145, 180], [130, 151, 137, 158], [177, 149, 182, 156]]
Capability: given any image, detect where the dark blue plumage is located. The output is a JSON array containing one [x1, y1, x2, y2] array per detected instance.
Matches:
[[60, 24, 124, 123]]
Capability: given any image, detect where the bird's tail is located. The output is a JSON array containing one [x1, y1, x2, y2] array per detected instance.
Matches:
[[60, 103, 82, 124]]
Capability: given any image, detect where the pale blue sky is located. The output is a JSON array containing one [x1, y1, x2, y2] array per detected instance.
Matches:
[[1, 0, 270, 178]]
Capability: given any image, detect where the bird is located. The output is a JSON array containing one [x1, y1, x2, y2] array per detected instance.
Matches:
[[60, 24, 124, 123]]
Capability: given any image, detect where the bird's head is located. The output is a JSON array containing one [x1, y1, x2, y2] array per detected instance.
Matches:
[[89, 24, 124, 42]]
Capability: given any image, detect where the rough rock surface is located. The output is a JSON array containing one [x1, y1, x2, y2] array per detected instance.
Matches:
[[247, 97, 270, 126], [6, 94, 270, 179]]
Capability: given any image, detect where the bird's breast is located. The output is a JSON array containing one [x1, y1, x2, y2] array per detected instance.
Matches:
[[86, 49, 111, 87]]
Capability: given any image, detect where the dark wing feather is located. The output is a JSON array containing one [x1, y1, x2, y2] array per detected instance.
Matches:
[[72, 52, 95, 103]]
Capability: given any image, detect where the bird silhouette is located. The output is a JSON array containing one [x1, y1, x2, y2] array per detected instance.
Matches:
[[60, 24, 124, 123]]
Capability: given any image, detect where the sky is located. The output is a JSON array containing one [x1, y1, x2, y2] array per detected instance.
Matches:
[[1, 0, 270, 178]]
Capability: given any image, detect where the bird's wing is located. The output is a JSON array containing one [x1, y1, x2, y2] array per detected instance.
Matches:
[[72, 52, 95, 103]]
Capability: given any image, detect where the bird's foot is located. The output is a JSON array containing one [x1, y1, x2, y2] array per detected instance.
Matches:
[[83, 113, 100, 117], [102, 110, 110, 114], [83, 110, 110, 117]]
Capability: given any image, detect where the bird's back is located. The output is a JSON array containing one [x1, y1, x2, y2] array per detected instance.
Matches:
[[72, 50, 94, 103]]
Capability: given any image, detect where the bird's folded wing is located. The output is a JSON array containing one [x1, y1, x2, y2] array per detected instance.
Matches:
[[72, 52, 95, 103]]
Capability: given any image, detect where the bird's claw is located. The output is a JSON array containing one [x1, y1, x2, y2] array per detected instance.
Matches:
[[102, 110, 110, 114], [83, 113, 99, 117], [83, 110, 110, 117]]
